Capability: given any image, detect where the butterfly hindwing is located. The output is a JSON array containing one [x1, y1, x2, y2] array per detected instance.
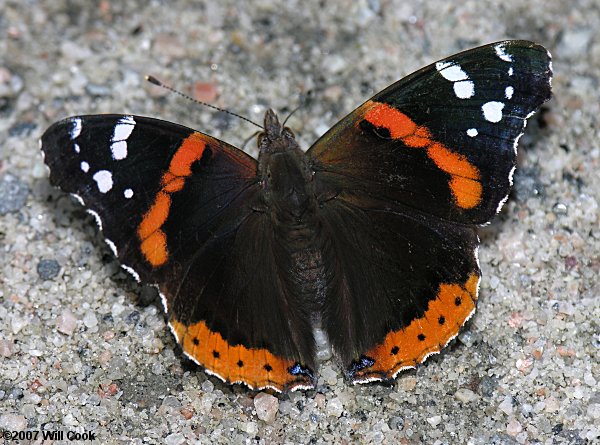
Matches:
[[307, 41, 552, 382], [41, 115, 316, 391], [318, 192, 480, 382]]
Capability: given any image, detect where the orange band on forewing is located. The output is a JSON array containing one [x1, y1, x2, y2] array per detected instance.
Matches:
[[449, 177, 483, 209], [427, 143, 479, 179], [364, 103, 417, 139], [162, 177, 185, 193], [137, 133, 206, 267], [350, 272, 480, 382], [361, 101, 482, 209], [137, 192, 171, 240], [170, 319, 314, 391], [168, 133, 206, 177], [140, 231, 168, 266]]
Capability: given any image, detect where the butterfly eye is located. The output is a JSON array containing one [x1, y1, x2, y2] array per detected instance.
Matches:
[[257, 133, 266, 146], [283, 127, 295, 139]]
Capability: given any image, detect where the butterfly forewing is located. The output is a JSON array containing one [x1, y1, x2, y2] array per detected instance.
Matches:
[[309, 40, 552, 225]]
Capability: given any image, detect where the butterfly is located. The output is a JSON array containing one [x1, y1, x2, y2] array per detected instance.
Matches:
[[41, 40, 552, 392]]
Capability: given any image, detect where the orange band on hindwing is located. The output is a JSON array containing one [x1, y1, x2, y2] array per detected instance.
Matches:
[[349, 273, 480, 382], [169, 319, 315, 392], [137, 133, 206, 266], [362, 101, 482, 209]]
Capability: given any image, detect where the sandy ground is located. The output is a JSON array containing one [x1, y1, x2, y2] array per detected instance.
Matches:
[[0, 1, 598, 444]]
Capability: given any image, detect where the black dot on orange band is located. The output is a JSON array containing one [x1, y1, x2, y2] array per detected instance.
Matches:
[[438, 316, 446, 325], [212, 350, 220, 358], [455, 296, 462, 306], [264, 364, 273, 372], [237, 360, 244, 368], [391, 346, 399, 355], [192, 337, 199, 345], [417, 333, 426, 341]]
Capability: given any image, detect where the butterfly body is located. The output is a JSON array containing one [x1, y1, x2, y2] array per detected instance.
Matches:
[[41, 41, 552, 391]]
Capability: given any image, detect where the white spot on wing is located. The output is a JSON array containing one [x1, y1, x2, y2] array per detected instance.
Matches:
[[124, 188, 134, 199], [505, 86, 514, 99], [121, 265, 140, 282], [151, 284, 169, 313], [508, 67, 514, 76], [74, 143, 81, 153], [496, 163, 518, 215], [105, 239, 118, 257], [513, 131, 524, 155], [92, 170, 113, 193], [86, 209, 103, 230], [71, 193, 85, 206], [436, 61, 475, 100], [111, 141, 128, 160], [494, 43, 513, 62], [508, 164, 516, 186], [80, 161, 89, 172], [112, 116, 136, 141], [482, 101, 504, 123], [496, 193, 510, 214], [436, 61, 469, 81], [467, 128, 478, 137], [70, 118, 82, 139], [453, 81, 474, 99], [110, 116, 136, 160]]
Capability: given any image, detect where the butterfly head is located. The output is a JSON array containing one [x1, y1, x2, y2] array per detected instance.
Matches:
[[258, 109, 298, 154], [257, 110, 314, 216]]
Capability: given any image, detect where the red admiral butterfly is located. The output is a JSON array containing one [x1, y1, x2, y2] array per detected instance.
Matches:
[[41, 41, 552, 392]]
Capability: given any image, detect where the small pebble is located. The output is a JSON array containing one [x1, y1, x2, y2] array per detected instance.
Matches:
[[454, 388, 478, 403], [180, 407, 194, 420], [0, 339, 13, 357], [8, 121, 37, 137], [320, 365, 338, 386], [587, 403, 600, 420], [326, 397, 343, 418], [254, 392, 278, 422], [427, 415, 442, 427], [0, 174, 29, 215], [0, 413, 27, 431], [11, 317, 27, 334], [164, 432, 185, 445], [545, 397, 560, 413], [499, 396, 514, 415], [314, 328, 332, 361], [194, 82, 218, 103], [37, 259, 61, 280], [162, 395, 182, 408], [397, 375, 417, 391], [388, 416, 404, 430], [506, 419, 523, 436], [83, 312, 98, 328], [201, 380, 214, 393], [56, 310, 77, 335]]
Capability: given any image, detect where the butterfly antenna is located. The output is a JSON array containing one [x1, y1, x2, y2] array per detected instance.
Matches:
[[282, 103, 303, 127], [241, 130, 262, 150], [145, 75, 264, 130]]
